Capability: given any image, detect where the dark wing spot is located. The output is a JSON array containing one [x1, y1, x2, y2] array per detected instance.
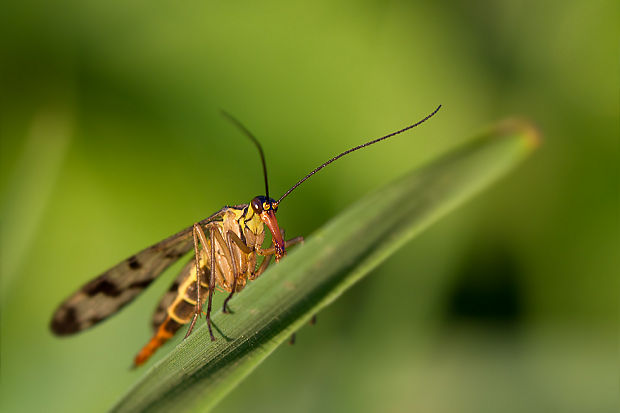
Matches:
[[168, 281, 180, 292], [84, 279, 122, 297], [127, 255, 142, 270], [50, 307, 80, 335], [128, 279, 154, 290], [165, 251, 184, 259]]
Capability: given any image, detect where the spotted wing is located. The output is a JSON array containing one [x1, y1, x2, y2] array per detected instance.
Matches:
[[50, 210, 226, 335]]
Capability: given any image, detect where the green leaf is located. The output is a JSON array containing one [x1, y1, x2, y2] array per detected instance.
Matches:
[[111, 119, 540, 413]]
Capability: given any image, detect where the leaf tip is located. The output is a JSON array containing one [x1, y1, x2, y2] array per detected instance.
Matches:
[[495, 118, 542, 152]]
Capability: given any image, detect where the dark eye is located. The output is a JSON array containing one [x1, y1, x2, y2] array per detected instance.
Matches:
[[251, 197, 263, 214]]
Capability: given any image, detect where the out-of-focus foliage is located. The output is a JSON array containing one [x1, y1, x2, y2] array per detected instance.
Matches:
[[0, 1, 617, 413]]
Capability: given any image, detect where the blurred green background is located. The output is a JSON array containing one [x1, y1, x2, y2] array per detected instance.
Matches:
[[1, 1, 617, 412]]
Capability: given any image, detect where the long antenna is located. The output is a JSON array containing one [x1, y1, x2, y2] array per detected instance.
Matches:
[[221, 110, 270, 199], [277, 104, 442, 204]]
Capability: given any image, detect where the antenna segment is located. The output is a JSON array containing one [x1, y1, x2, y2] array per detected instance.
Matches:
[[277, 105, 442, 204], [221, 110, 271, 200]]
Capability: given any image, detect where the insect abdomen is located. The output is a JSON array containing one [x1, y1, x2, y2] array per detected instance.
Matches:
[[134, 317, 183, 366], [134, 257, 210, 366]]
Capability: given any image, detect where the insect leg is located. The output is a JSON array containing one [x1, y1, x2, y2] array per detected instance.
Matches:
[[228, 231, 302, 274], [250, 254, 273, 280], [250, 235, 304, 280], [258, 236, 304, 256], [222, 231, 242, 314], [286, 236, 304, 248], [210, 229, 236, 288], [186, 223, 216, 341], [279, 228, 305, 249], [223, 231, 256, 305], [184, 225, 203, 339], [286, 314, 315, 348], [185, 223, 212, 339], [249, 236, 304, 280], [204, 225, 217, 341], [227, 231, 253, 253]]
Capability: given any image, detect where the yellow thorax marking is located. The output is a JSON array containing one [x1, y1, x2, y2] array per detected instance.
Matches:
[[223, 206, 264, 236]]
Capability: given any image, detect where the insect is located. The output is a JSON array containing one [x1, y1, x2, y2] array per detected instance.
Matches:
[[50, 105, 441, 366]]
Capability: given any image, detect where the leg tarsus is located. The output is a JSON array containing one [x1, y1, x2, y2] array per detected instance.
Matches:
[[222, 231, 241, 313], [206, 301, 215, 341], [205, 226, 217, 341], [286, 236, 304, 247], [184, 313, 199, 339], [222, 290, 235, 314]]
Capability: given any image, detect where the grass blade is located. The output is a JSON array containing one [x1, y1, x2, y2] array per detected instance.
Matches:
[[111, 119, 539, 413]]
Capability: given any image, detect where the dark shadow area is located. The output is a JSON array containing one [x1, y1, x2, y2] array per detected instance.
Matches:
[[445, 240, 524, 327]]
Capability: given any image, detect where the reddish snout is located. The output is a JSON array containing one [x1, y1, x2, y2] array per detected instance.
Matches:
[[260, 210, 286, 262]]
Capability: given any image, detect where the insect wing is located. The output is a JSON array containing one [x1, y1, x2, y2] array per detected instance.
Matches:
[[50, 210, 226, 335]]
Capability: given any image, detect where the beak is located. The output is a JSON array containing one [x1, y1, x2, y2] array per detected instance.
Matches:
[[260, 209, 286, 262]]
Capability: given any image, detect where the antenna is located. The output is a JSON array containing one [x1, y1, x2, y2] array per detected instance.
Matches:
[[221, 110, 270, 200], [277, 105, 442, 204]]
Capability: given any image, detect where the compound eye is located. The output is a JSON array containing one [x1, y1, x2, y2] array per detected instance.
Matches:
[[251, 197, 263, 214], [268, 198, 279, 212]]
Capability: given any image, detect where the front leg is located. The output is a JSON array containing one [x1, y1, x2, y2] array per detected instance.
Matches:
[[223, 233, 305, 308], [251, 236, 304, 280], [222, 231, 245, 313], [257, 236, 304, 256]]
